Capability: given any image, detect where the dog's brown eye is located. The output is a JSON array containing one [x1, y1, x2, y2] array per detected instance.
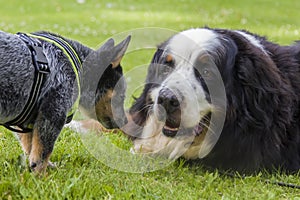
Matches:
[[202, 69, 210, 77]]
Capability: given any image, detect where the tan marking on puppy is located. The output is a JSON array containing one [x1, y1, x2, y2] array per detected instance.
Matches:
[[17, 132, 33, 155], [111, 47, 127, 68], [95, 89, 114, 121], [111, 58, 122, 69], [29, 128, 48, 174]]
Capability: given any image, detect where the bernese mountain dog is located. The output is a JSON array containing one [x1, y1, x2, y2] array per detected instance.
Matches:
[[128, 27, 300, 173]]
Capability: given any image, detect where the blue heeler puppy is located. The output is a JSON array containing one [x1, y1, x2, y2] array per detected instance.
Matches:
[[0, 31, 130, 174]]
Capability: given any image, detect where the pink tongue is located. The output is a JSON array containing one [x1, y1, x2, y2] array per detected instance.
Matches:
[[193, 124, 203, 136]]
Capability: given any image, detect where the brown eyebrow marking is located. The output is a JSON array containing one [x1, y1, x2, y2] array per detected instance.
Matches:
[[166, 54, 173, 63]]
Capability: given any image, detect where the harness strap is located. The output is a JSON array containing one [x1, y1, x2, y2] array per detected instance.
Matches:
[[29, 33, 82, 118], [3, 33, 49, 133], [2, 33, 82, 133]]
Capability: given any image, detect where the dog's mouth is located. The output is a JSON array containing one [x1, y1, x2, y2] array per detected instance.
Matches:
[[162, 124, 179, 138], [162, 113, 211, 138]]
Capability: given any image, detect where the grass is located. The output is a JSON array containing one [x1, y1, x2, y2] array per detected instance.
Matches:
[[1, 0, 300, 199], [1, 128, 300, 199]]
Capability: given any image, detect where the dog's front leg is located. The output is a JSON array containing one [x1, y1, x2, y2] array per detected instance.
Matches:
[[29, 87, 68, 174], [17, 132, 56, 170], [29, 112, 66, 174]]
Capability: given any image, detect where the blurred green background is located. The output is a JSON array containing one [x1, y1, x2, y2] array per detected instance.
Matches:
[[2, 0, 300, 45]]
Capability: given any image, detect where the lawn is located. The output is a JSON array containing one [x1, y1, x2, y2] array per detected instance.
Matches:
[[1, 0, 300, 199]]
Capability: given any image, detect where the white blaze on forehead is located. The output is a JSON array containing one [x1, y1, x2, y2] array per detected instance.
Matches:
[[235, 30, 267, 54], [167, 28, 220, 59], [151, 28, 216, 128]]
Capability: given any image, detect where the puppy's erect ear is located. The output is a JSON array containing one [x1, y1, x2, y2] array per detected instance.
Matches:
[[98, 38, 115, 52], [94, 36, 131, 69], [110, 35, 131, 68]]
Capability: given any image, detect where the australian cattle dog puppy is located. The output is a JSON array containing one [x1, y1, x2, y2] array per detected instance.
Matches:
[[0, 30, 130, 173]]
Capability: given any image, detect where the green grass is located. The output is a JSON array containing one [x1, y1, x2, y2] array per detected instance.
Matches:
[[1, 128, 300, 199], [1, 0, 300, 199]]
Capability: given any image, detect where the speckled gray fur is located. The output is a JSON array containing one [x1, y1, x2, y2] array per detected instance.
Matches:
[[0, 30, 130, 172], [0, 31, 35, 121]]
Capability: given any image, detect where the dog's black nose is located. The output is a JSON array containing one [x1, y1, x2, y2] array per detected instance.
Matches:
[[157, 88, 181, 114], [30, 162, 37, 171]]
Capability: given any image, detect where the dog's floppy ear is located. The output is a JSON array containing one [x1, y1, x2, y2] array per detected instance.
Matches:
[[110, 35, 131, 68], [229, 31, 295, 132]]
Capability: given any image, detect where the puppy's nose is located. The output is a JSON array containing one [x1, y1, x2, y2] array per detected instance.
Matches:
[[157, 88, 181, 114]]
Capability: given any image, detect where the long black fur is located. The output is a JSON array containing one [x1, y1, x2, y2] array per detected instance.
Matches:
[[130, 28, 300, 173]]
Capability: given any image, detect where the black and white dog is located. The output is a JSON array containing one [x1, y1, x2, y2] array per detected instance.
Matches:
[[128, 27, 300, 173]]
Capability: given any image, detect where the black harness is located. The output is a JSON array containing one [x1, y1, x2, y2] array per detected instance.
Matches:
[[2, 33, 81, 133]]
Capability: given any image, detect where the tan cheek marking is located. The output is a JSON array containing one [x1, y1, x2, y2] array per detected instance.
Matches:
[[95, 89, 114, 119], [17, 132, 33, 155]]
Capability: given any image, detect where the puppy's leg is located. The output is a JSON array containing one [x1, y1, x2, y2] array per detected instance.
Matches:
[[29, 112, 66, 174], [17, 132, 56, 169], [17, 132, 32, 155], [16, 133, 32, 168], [29, 87, 68, 174]]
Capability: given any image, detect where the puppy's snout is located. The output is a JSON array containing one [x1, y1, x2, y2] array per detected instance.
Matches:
[[30, 162, 37, 170], [157, 88, 181, 114], [115, 116, 128, 128]]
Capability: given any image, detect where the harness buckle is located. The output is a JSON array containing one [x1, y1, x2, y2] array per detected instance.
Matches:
[[31, 45, 50, 74]]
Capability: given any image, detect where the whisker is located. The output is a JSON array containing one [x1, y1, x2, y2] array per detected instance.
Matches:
[[199, 121, 217, 137], [199, 113, 220, 137], [146, 104, 154, 118], [133, 103, 153, 115]]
